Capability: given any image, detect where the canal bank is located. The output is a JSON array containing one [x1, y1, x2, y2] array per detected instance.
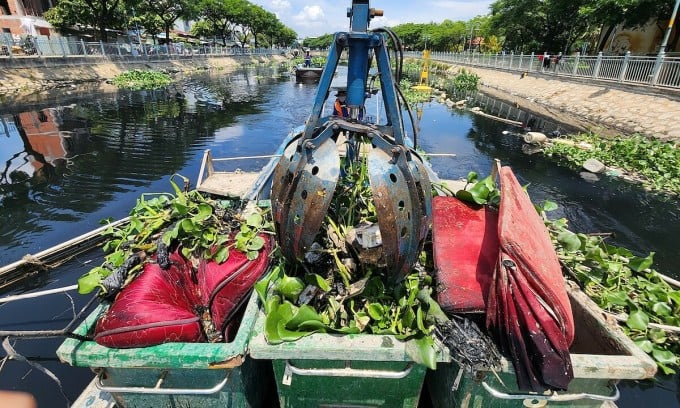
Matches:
[[0, 54, 288, 104], [452, 64, 680, 142]]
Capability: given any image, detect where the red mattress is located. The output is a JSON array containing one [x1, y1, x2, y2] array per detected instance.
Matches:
[[95, 235, 272, 348], [431, 196, 499, 313]]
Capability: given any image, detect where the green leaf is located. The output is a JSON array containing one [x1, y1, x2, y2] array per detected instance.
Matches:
[[214, 247, 230, 264], [626, 310, 649, 331], [629, 253, 654, 272], [306, 273, 331, 292], [193, 203, 213, 222], [557, 230, 581, 252], [648, 328, 667, 344], [366, 303, 385, 321], [277, 275, 305, 303], [247, 213, 264, 228], [541, 200, 558, 212], [652, 347, 678, 365], [652, 302, 672, 317], [635, 339, 653, 353], [247, 250, 259, 260], [465, 171, 478, 183], [180, 218, 196, 233], [405, 336, 437, 370], [287, 305, 324, 328], [77, 271, 103, 294], [248, 235, 266, 251], [605, 291, 629, 306]]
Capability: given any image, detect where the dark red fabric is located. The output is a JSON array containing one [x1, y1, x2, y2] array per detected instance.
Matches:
[[486, 166, 574, 391], [431, 196, 499, 313], [94, 235, 272, 348], [94, 252, 204, 348], [198, 236, 272, 335]]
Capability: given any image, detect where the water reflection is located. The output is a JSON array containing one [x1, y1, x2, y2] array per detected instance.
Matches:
[[0, 67, 308, 266]]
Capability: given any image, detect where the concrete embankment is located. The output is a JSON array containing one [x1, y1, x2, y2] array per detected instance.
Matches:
[[448, 65, 680, 142], [0, 54, 287, 104]]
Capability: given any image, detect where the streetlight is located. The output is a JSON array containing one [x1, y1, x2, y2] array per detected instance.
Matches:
[[468, 24, 478, 54]]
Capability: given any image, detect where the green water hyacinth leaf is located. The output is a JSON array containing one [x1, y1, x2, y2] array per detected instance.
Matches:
[[306, 273, 331, 292], [606, 291, 630, 306], [652, 302, 672, 316], [181, 218, 196, 233], [406, 336, 437, 370], [367, 303, 385, 320], [635, 339, 654, 353], [278, 275, 305, 302], [78, 269, 105, 294], [247, 213, 263, 227], [649, 328, 667, 344], [172, 201, 189, 216], [287, 305, 324, 327], [629, 253, 655, 272], [652, 347, 677, 365], [248, 235, 266, 251], [214, 246, 230, 264], [626, 310, 649, 331], [557, 230, 581, 252], [193, 203, 213, 222]]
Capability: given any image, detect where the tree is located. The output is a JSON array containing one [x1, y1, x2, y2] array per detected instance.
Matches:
[[43, 0, 130, 41], [194, 0, 248, 46], [137, 0, 196, 44]]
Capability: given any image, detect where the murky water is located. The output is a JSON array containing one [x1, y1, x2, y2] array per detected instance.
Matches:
[[0, 66, 678, 407]]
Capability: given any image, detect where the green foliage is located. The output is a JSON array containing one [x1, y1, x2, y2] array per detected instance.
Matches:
[[44, 0, 129, 41], [547, 212, 680, 374], [544, 133, 680, 196], [450, 68, 480, 92], [399, 79, 433, 105], [112, 70, 172, 90], [77, 174, 273, 294]]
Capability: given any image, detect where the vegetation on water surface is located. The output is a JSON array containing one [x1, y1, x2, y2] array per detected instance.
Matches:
[[544, 134, 680, 197], [111, 70, 172, 90], [459, 172, 680, 374], [78, 175, 272, 296], [547, 206, 680, 375]]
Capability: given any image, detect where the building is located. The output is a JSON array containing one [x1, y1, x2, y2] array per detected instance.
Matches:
[[0, 0, 54, 37]]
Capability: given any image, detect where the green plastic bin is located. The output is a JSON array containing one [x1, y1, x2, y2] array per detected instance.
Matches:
[[426, 284, 658, 408], [248, 303, 446, 408], [57, 291, 276, 408]]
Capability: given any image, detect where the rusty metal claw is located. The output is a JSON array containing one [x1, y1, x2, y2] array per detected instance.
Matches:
[[272, 124, 340, 259]]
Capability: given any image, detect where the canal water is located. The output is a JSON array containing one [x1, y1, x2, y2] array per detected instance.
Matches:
[[0, 65, 678, 407]]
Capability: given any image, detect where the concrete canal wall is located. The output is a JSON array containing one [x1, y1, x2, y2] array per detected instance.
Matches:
[[453, 65, 680, 142]]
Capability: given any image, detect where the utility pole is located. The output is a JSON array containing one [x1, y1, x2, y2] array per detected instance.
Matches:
[[652, 0, 680, 84]]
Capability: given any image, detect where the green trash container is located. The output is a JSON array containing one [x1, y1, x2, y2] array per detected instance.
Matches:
[[426, 284, 658, 408], [57, 291, 275, 408], [248, 303, 446, 408]]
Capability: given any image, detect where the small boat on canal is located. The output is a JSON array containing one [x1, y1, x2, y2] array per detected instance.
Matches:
[[51, 1, 656, 407], [294, 65, 324, 83]]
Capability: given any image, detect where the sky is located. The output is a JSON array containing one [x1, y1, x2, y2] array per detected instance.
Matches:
[[249, 0, 494, 39]]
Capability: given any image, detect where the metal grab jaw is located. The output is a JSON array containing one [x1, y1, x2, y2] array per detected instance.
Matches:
[[271, 0, 432, 282]]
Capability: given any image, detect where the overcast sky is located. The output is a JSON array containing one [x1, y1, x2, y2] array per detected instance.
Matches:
[[249, 0, 494, 39]]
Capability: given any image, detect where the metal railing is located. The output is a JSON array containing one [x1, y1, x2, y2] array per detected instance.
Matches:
[[406, 51, 680, 90], [0, 34, 279, 61]]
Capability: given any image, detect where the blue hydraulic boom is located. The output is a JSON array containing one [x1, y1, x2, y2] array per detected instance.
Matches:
[[271, 0, 432, 282]]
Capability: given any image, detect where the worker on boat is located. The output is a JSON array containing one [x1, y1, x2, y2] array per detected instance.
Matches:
[[333, 89, 349, 117]]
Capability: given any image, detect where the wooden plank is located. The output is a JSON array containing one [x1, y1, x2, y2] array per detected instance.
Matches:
[[196, 172, 261, 198]]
